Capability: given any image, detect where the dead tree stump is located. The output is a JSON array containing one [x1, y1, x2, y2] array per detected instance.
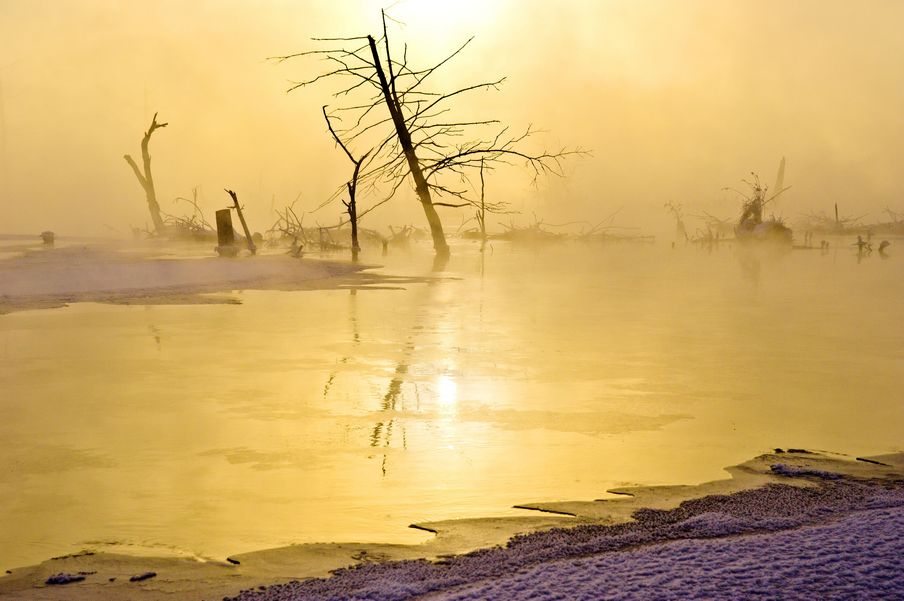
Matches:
[[215, 209, 238, 257]]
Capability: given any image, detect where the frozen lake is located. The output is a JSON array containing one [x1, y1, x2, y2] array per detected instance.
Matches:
[[0, 239, 901, 569]]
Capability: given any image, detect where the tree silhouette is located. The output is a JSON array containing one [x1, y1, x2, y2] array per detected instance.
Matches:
[[124, 113, 167, 233], [322, 106, 370, 261], [274, 11, 580, 257]]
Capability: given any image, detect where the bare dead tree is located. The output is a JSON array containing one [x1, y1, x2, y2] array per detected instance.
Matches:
[[124, 113, 168, 233], [797, 206, 866, 234], [273, 11, 583, 257], [443, 157, 516, 244], [468, 158, 517, 247], [664, 202, 688, 242], [323, 106, 371, 261]]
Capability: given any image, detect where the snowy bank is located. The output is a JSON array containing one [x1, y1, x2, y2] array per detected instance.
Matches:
[[223, 450, 904, 601], [1, 450, 901, 600], [0, 244, 422, 314]]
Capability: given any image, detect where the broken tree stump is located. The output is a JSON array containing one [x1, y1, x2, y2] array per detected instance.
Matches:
[[215, 209, 238, 257]]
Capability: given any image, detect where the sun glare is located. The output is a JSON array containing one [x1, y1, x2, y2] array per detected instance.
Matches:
[[367, 0, 506, 52], [436, 373, 459, 412]]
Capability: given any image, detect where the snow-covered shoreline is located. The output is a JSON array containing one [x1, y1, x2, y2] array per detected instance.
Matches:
[[431, 503, 904, 600], [2, 450, 901, 600], [0, 244, 423, 314], [226, 451, 904, 601]]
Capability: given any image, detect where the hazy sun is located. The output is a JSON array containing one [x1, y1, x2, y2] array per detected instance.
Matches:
[[366, 0, 506, 53]]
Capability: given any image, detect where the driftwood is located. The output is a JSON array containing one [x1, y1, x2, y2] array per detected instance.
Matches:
[[494, 217, 567, 244], [267, 198, 308, 245], [693, 211, 735, 237], [162, 187, 215, 239]]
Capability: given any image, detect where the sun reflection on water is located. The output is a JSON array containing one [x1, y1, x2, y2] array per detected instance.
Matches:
[[436, 373, 458, 413]]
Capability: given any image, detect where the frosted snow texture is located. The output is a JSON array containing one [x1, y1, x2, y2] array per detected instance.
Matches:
[[226, 476, 904, 601], [437, 506, 904, 600]]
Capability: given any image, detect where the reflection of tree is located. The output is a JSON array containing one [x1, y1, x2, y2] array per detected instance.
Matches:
[[148, 324, 162, 350], [349, 289, 360, 343], [737, 249, 761, 290], [370, 356, 413, 476], [313, 295, 409, 475], [321, 290, 362, 401], [322, 372, 336, 399], [370, 362, 407, 446], [324, 266, 439, 477]]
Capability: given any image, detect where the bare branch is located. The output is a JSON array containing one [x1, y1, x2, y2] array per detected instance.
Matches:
[[123, 155, 147, 189], [322, 105, 357, 164], [275, 13, 586, 256]]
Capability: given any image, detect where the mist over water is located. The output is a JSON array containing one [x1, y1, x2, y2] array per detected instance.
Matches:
[[2, 0, 904, 237], [1, 241, 901, 568]]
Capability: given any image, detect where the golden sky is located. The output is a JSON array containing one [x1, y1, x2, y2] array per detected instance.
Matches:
[[1, 0, 903, 235]]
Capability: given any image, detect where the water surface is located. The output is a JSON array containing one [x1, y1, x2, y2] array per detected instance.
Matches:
[[1, 240, 901, 568]]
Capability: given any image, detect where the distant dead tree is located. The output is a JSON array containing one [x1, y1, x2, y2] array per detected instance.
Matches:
[[124, 113, 168, 233], [322, 106, 370, 261], [798, 204, 866, 235], [664, 202, 688, 242], [693, 210, 734, 237], [470, 158, 517, 248], [273, 11, 581, 257]]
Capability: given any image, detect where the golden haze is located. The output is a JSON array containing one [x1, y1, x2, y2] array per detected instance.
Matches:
[[1, 0, 902, 235]]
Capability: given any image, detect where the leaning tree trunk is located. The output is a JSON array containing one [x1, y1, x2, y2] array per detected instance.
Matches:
[[123, 113, 167, 233], [225, 189, 256, 255], [367, 35, 450, 258]]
